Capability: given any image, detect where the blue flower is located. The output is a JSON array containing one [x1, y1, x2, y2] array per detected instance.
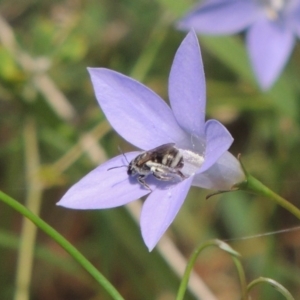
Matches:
[[57, 31, 245, 251], [178, 0, 300, 90]]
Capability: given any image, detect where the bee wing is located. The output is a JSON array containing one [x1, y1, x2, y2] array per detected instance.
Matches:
[[136, 143, 176, 166], [147, 143, 176, 155]]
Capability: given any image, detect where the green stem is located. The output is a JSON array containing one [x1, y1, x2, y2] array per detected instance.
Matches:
[[176, 240, 242, 300], [231, 256, 247, 300], [247, 277, 295, 300], [238, 175, 300, 220], [0, 190, 124, 300]]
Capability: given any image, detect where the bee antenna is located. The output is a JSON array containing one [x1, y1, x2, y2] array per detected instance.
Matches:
[[117, 145, 130, 164], [107, 146, 130, 171], [107, 165, 127, 171]]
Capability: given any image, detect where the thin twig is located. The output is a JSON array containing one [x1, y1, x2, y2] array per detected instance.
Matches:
[[14, 118, 43, 300]]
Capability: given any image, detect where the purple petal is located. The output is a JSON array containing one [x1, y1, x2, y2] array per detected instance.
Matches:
[[141, 177, 193, 251], [287, 3, 300, 38], [57, 152, 150, 209], [88, 68, 188, 150], [198, 119, 233, 173], [177, 0, 260, 35], [168, 31, 206, 137], [246, 19, 295, 90], [192, 151, 245, 190]]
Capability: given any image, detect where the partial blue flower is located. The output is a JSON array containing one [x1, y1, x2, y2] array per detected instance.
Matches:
[[178, 0, 300, 90], [57, 31, 245, 251]]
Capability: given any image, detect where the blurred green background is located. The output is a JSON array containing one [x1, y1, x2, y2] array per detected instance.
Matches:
[[1, 0, 300, 299]]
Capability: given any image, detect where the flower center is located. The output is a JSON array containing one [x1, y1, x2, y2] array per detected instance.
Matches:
[[179, 149, 204, 177], [261, 0, 288, 20]]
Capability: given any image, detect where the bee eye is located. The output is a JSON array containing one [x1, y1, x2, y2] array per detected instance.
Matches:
[[127, 167, 133, 175]]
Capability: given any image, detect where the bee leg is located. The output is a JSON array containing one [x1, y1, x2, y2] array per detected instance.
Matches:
[[153, 170, 187, 182], [176, 170, 187, 179], [137, 175, 152, 191], [150, 166, 173, 181], [152, 172, 173, 181]]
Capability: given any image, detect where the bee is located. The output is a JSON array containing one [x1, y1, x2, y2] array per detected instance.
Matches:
[[127, 143, 187, 190], [109, 143, 186, 190], [109, 143, 204, 190]]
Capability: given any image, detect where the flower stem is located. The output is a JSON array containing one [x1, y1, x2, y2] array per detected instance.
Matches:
[[0, 190, 124, 300], [247, 277, 295, 300], [176, 240, 243, 300], [238, 175, 300, 220], [231, 255, 247, 300]]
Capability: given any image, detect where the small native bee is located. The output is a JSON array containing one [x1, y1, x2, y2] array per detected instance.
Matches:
[[109, 143, 205, 190], [127, 143, 187, 190]]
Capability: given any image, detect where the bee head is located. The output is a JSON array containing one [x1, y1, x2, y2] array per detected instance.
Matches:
[[127, 161, 136, 176]]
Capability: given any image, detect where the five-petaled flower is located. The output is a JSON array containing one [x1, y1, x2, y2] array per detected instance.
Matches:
[[178, 0, 300, 90], [57, 31, 245, 251]]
